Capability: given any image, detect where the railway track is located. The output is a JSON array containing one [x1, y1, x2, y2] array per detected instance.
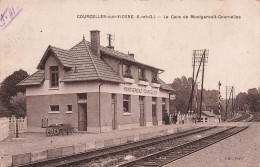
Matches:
[[230, 113, 250, 122], [248, 113, 260, 122], [17, 126, 217, 167], [119, 126, 248, 167]]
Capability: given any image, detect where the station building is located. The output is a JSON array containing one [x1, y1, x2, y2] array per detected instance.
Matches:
[[18, 30, 174, 133]]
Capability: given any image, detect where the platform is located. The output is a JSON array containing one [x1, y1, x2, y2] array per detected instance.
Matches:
[[0, 122, 255, 167], [0, 123, 195, 167]]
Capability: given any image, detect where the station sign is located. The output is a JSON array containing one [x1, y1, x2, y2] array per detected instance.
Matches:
[[123, 87, 157, 95]]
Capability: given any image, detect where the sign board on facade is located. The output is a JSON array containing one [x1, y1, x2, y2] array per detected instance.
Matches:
[[123, 87, 157, 95]]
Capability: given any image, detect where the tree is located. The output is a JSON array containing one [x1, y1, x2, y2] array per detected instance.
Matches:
[[236, 92, 249, 111], [247, 89, 260, 112], [170, 76, 192, 113], [0, 102, 9, 117], [10, 92, 26, 117], [0, 69, 28, 114]]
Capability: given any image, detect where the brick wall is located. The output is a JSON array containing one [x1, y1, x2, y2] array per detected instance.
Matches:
[[27, 91, 170, 132]]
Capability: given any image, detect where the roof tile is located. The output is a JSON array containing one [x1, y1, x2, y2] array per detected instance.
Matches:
[[19, 38, 171, 90], [158, 78, 174, 91], [17, 70, 44, 86]]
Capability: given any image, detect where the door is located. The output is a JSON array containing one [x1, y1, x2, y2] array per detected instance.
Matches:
[[78, 104, 87, 131], [111, 94, 117, 130], [111, 101, 116, 130], [152, 97, 158, 126], [152, 104, 158, 125], [162, 104, 166, 124], [162, 98, 166, 124], [139, 96, 145, 126]]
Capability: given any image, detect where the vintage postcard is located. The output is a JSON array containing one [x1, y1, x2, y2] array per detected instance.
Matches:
[[0, 0, 259, 167]]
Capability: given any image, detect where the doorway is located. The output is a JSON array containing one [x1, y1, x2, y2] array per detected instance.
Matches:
[[152, 97, 158, 126], [111, 94, 117, 130], [139, 96, 145, 126], [78, 104, 87, 131]]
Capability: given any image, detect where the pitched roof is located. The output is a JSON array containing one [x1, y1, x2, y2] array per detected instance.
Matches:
[[100, 44, 163, 71], [158, 78, 174, 91], [37, 46, 74, 69], [202, 111, 216, 117], [19, 38, 172, 91], [59, 40, 124, 83], [17, 70, 45, 86]]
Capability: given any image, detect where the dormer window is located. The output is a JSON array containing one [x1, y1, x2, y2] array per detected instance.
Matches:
[[151, 71, 158, 83], [50, 66, 59, 87], [122, 64, 133, 79], [138, 68, 148, 81]]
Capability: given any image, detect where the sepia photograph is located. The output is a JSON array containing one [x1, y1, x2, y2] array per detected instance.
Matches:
[[0, 0, 259, 166]]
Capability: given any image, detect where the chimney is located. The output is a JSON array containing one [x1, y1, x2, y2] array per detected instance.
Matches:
[[90, 30, 100, 57], [129, 53, 134, 58]]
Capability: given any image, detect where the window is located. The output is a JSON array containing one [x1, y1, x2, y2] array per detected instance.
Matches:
[[112, 94, 116, 100], [67, 105, 72, 111], [78, 93, 87, 99], [50, 105, 59, 113], [122, 64, 133, 78], [123, 95, 131, 113], [50, 66, 59, 87], [138, 68, 147, 81], [151, 71, 158, 83], [50, 105, 59, 111], [78, 93, 87, 104], [205, 117, 208, 122], [152, 97, 157, 102]]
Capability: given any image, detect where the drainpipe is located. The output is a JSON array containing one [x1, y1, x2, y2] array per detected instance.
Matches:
[[98, 82, 105, 133]]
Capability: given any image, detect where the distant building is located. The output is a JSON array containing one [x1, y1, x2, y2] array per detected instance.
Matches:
[[200, 110, 219, 123], [18, 30, 174, 133]]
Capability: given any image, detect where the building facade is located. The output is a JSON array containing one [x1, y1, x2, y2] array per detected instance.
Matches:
[[18, 30, 174, 133]]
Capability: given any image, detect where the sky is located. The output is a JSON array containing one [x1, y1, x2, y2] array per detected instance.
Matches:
[[0, 0, 259, 96]]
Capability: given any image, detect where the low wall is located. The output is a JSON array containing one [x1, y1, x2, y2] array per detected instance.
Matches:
[[12, 125, 195, 166], [0, 117, 9, 141]]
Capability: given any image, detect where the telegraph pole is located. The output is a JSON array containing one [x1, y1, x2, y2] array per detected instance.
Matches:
[[226, 86, 227, 121], [225, 86, 235, 120], [199, 53, 205, 122], [188, 49, 208, 122], [231, 88, 233, 118], [187, 52, 196, 113], [218, 81, 221, 121]]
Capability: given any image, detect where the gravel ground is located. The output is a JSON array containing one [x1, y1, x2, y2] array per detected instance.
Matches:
[[165, 122, 260, 167], [78, 127, 229, 167]]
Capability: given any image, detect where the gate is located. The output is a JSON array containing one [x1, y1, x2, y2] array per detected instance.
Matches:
[[9, 116, 27, 133]]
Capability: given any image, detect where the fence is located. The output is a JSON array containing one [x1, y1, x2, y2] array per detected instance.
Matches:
[[9, 116, 27, 133], [0, 117, 9, 141]]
